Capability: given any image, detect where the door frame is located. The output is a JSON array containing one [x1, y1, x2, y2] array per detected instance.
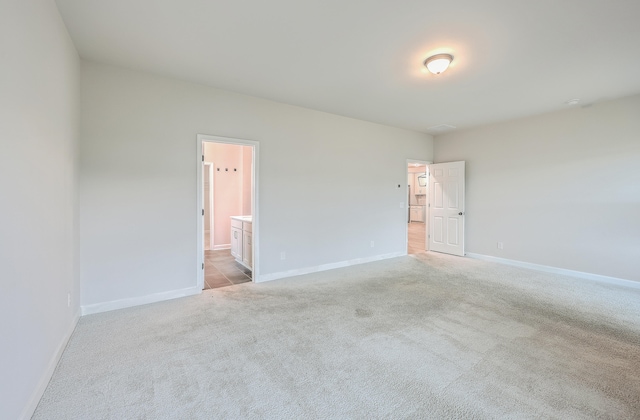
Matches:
[[196, 134, 260, 289], [406, 159, 431, 255]]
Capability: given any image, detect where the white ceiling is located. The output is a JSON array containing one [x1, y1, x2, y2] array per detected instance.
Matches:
[[55, 0, 640, 134]]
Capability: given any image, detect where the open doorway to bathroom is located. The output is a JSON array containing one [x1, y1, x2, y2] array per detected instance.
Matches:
[[197, 135, 258, 290], [407, 161, 429, 254]]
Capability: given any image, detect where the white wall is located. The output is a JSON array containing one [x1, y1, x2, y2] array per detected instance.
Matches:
[[79, 62, 432, 308], [0, 0, 80, 418], [434, 94, 640, 282]]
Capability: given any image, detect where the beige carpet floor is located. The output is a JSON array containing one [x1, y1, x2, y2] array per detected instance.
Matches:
[[33, 253, 640, 419]]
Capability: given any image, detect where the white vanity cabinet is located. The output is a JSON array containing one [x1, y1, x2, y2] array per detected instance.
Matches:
[[230, 225, 242, 260], [230, 216, 252, 270], [410, 206, 425, 222]]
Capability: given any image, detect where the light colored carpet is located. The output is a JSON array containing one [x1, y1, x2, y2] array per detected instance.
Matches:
[[33, 253, 640, 419]]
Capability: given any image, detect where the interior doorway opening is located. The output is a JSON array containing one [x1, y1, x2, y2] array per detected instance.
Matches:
[[407, 160, 429, 255], [197, 135, 259, 290]]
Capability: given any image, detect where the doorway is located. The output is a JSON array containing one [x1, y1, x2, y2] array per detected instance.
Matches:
[[197, 135, 259, 290], [407, 160, 429, 255]]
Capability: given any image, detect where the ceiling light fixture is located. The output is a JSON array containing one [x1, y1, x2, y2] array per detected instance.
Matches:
[[424, 54, 453, 75]]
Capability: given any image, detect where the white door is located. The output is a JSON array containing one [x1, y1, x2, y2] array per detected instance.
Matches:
[[429, 161, 465, 256]]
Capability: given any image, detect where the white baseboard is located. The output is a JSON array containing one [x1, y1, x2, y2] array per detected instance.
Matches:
[[21, 308, 80, 420], [466, 253, 640, 289], [212, 244, 231, 251], [81, 286, 201, 316], [256, 252, 404, 283]]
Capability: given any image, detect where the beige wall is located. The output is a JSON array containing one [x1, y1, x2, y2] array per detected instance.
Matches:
[[0, 1, 80, 418], [79, 61, 432, 307], [434, 94, 640, 282]]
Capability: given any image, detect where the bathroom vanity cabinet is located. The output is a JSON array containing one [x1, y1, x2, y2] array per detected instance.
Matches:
[[230, 216, 252, 269]]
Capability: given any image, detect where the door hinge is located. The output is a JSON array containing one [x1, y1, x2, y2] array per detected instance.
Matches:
[[202, 209, 204, 215], [202, 263, 204, 270], [202, 155, 204, 162]]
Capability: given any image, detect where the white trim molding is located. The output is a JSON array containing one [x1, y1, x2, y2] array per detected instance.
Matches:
[[81, 286, 201, 316], [256, 252, 405, 283], [197, 134, 259, 291], [21, 309, 80, 420], [466, 253, 640, 289]]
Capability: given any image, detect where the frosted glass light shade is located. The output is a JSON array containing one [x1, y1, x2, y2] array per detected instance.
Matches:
[[424, 54, 453, 74]]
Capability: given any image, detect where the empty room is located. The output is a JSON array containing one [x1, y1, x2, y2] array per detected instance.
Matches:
[[2, 0, 639, 419]]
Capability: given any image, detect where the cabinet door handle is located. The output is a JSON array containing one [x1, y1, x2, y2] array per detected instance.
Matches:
[[234, 231, 237, 239]]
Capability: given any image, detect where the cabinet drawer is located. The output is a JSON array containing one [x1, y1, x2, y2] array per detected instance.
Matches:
[[231, 219, 243, 229]]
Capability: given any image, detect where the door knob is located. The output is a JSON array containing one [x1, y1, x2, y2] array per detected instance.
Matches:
[[458, 212, 463, 216]]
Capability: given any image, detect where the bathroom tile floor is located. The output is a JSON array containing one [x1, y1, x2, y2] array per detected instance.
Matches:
[[204, 249, 252, 289]]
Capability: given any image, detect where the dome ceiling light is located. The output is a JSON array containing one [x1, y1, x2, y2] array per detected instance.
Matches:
[[424, 54, 454, 75]]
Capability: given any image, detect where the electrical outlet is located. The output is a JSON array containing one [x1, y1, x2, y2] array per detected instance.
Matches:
[[67, 293, 71, 307], [370, 241, 374, 248], [497, 242, 504, 250], [280, 251, 286, 260]]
